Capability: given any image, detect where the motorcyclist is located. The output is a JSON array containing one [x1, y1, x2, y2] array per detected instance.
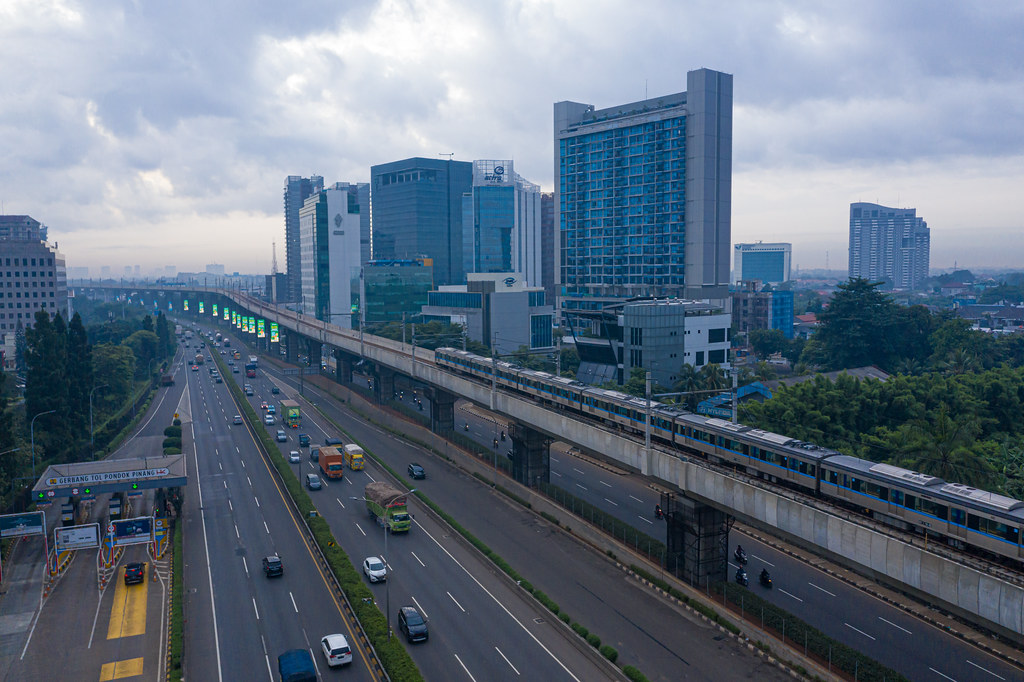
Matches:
[[735, 567, 747, 585], [760, 568, 771, 584], [464, 422, 470, 431], [655, 504, 664, 519], [500, 431, 506, 441]]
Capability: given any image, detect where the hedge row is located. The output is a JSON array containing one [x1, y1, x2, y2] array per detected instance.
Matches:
[[713, 582, 908, 682], [629, 564, 740, 635], [168, 523, 184, 680], [212, 352, 425, 682]]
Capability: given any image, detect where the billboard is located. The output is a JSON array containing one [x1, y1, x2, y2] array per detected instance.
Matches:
[[257, 319, 265, 338], [270, 322, 279, 343], [55, 523, 101, 551], [112, 517, 153, 546], [224, 307, 230, 321], [184, 299, 189, 312], [248, 316, 255, 333], [213, 304, 218, 317], [0, 511, 45, 538]]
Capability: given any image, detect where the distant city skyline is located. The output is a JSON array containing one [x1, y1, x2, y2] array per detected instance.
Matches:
[[2, 2, 1022, 274]]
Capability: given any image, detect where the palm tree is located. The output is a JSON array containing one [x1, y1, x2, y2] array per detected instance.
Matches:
[[893, 357, 923, 376], [699, 363, 728, 391], [897, 405, 993, 487], [754, 361, 777, 382], [673, 363, 700, 409], [939, 348, 978, 376]]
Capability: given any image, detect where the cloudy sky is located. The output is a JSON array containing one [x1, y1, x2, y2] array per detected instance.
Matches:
[[2, 0, 1023, 276]]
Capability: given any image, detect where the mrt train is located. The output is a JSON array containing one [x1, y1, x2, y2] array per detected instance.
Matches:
[[434, 347, 1024, 567]]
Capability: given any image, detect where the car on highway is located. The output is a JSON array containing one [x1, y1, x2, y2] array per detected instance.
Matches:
[[191, 364, 199, 371], [124, 562, 145, 585], [309, 446, 319, 461], [227, 359, 234, 366], [262, 555, 283, 577], [215, 376, 223, 383], [298, 433, 310, 447], [398, 605, 428, 642], [305, 473, 322, 490], [276, 429, 288, 442], [232, 415, 243, 425], [264, 414, 275, 425], [232, 366, 240, 373], [288, 451, 300, 463], [271, 386, 280, 395], [244, 385, 254, 396], [407, 463, 426, 479], [267, 404, 276, 414], [320, 634, 353, 667], [260, 401, 269, 410], [362, 556, 387, 583]]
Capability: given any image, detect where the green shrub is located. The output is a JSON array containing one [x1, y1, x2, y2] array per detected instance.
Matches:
[[623, 666, 650, 682], [571, 622, 589, 638], [162, 437, 182, 449], [559, 612, 570, 624], [599, 644, 618, 663], [164, 425, 182, 438], [586, 632, 601, 648], [539, 511, 560, 525], [173, 418, 181, 426], [163, 447, 182, 455]]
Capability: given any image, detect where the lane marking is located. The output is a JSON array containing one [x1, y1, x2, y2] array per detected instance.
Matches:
[[252, 598, 260, 620], [337, 498, 345, 509], [254, 496, 260, 508], [966, 660, 1005, 680], [234, 524, 240, 539], [575, 484, 588, 491], [752, 555, 775, 567], [844, 622, 876, 641], [929, 668, 957, 681], [99, 657, 144, 680], [550, 457, 560, 463], [290, 592, 299, 613], [447, 591, 466, 612], [495, 646, 520, 675], [242, 556, 249, 576], [604, 498, 618, 506], [779, 589, 803, 603], [551, 471, 562, 477], [228, 499, 233, 511], [355, 523, 366, 537], [629, 495, 644, 503], [599, 480, 612, 488], [411, 596, 429, 620], [107, 567, 148, 639], [572, 468, 585, 475], [808, 582, 836, 597], [878, 616, 912, 635], [411, 551, 425, 567], [454, 654, 478, 682], [638, 516, 653, 524], [263, 521, 270, 534]]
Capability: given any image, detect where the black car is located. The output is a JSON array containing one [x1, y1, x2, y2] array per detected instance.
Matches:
[[124, 562, 145, 585], [407, 463, 425, 480], [263, 555, 283, 577], [398, 605, 428, 642], [271, 386, 280, 395]]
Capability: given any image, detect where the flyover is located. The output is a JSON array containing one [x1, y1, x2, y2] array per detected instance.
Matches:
[[76, 282, 1024, 643]]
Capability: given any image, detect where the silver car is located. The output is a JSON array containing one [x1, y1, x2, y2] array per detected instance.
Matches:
[[362, 556, 387, 583]]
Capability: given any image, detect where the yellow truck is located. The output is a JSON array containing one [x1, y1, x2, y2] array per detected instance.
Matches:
[[343, 444, 365, 470]]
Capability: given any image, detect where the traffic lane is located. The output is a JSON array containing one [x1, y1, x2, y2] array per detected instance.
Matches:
[[278, 373, 786, 681], [727, 535, 1021, 682], [209, 375, 377, 681], [323, 469, 612, 682]]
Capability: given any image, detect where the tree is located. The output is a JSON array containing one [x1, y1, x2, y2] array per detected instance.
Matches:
[[928, 316, 993, 370], [673, 363, 701, 409], [142, 314, 154, 333], [25, 310, 68, 431], [156, 312, 174, 359], [895, 405, 993, 487], [92, 344, 136, 406], [939, 348, 979, 377], [123, 330, 160, 379], [806, 278, 900, 371], [65, 312, 93, 439], [699, 363, 728, 391], [748, 329, 788, 359], [753, 361, 777, 382]]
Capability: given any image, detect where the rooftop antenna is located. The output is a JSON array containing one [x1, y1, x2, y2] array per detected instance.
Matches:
[[271, 240, 279, 275]]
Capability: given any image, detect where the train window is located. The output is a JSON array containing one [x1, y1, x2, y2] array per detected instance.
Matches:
[[890, 489, 904, 506], [968, 515, 1020, 544], [904, 493, 916, 509], [850, 478, 861, 492], [789, 458, 799, 471], [778, 455, 788, 469], [916, 497, 947, 521], [950, 508, 966, 526], [862, 481, 886, 500], [827, 470, 839, 485]]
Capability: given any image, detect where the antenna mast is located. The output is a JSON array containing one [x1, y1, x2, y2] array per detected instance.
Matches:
[[271, 240, 279, 275]]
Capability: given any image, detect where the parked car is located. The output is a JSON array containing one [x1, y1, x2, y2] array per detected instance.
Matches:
[[262, 555, 283, 577], [320, 633, 353, 667], [407, 463, 426, 479], [362, 556, 387, 583], [398, 605, 428, 642], [288, 451, 301, 463], [232, 415, 243, 425], [276, 430, 288, 442], [305, 473, 322, 490], [124, 562, 145, 585]]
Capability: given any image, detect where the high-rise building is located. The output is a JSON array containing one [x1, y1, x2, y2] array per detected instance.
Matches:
[[554, 68, 733, 318], [461, 160, 542, 286], [361, 258, 434, 325], [733, 242, 791, 285], [284, 174, 324, 302], [370, 157, 473, 286], [848, 202, 930, 290], [298, 182, 363, 328], [0, 215, 68, 369], [540, 192, 555, 305]]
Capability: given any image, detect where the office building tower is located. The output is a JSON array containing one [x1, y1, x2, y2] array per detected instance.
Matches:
[[361, 258, 434, 325], [849, 202, 930, 290], [0, 215, 68, 369], [298, 182, 363, 328], [461, 160, 542, 286], [541, 192, 555, 305], [370, 157, 473, 286], [733, 242, 791, 285], [554, 68, 733, 318], [284, 174, 324, 302]]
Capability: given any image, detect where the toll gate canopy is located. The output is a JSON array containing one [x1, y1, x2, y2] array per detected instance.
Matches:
[[32, 455, 187, 501]]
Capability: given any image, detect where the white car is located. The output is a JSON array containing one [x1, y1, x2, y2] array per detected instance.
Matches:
[[288, 451, 300, 463], [362, 556, 387, 583], [264, 414, 274, 425], [320, 633, 352, 666]]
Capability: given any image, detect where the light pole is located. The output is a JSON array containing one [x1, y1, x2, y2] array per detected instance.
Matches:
[[89, 384, 109, 451], [30, 409, 56, 479], [352, 488, 415, 640]]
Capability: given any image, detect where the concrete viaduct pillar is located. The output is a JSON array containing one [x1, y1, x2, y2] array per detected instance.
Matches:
[[663, 492, 732, 587], [334, 349, 353, 384], [308, 341, 322, 371], [427, 389, 456, 435], [508, 423, 551, 488], [284, 333, 298, 363], [373, 367, 396, 405]]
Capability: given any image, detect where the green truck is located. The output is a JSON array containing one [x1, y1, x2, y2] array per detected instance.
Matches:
[[364, 481, 411, 533], [281, 399, 300, 428]]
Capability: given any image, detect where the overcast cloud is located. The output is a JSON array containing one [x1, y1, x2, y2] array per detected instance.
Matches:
[[2, 0, 1023, 275]]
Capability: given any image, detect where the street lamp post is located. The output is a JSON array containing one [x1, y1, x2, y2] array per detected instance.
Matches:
[[30, 409, 57, 479], [353, 488, 415, 640], [90, 384, 109, 451]]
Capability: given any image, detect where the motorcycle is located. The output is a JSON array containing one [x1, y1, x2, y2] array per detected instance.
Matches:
[[734, 547, 747, 564], [654, 505, 664, 520], [464, 423, 470, 431], [500, 431, 506, 441], [760, 570, 773, 589], [735, 568, 748, 587]]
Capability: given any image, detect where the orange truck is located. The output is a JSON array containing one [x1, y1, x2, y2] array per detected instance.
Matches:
[[318, 446, 345, 480]]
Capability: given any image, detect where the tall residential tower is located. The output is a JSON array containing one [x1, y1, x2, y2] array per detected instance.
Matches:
[[848, 202, 930, 290], [284, 174, 323, 302]]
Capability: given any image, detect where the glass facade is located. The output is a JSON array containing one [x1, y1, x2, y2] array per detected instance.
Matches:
[[530, 314, 553, 349], [770, 290, 795, 339], [849, 202, 930, 290], [427, 291, 483, 309], [741, 252, 786, 283], [466, 185, 513, 273], [362, 260, 434, 324]]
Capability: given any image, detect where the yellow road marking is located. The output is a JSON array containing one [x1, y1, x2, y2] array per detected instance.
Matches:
[[107, 566, 148, 639], [99, 657, 144, 680]]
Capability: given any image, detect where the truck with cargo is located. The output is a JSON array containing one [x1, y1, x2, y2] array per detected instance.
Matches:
[[281, 399, 300, 428], [364, 481, 411, 533], [343, 444, 365, 470], [161, 374, 175, 386], [174, 324, 182, 337], [245, 362, 256, 378], [319, 446, 345, 480], [249, 355, 258, 367], [194, 353, 204, 366]]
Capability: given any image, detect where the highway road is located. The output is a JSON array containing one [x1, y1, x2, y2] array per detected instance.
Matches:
[[454, 386, 1024, 682], [236, 337, 790, 681]]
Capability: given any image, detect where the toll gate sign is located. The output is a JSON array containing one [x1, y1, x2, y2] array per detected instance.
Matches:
[[112, 517, 153, 546], [0, 511, 45, 539], [55, 524, 101, 551]]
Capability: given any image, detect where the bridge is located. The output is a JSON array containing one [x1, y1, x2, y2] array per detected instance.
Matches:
[[76, 281, 1024, 642]]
